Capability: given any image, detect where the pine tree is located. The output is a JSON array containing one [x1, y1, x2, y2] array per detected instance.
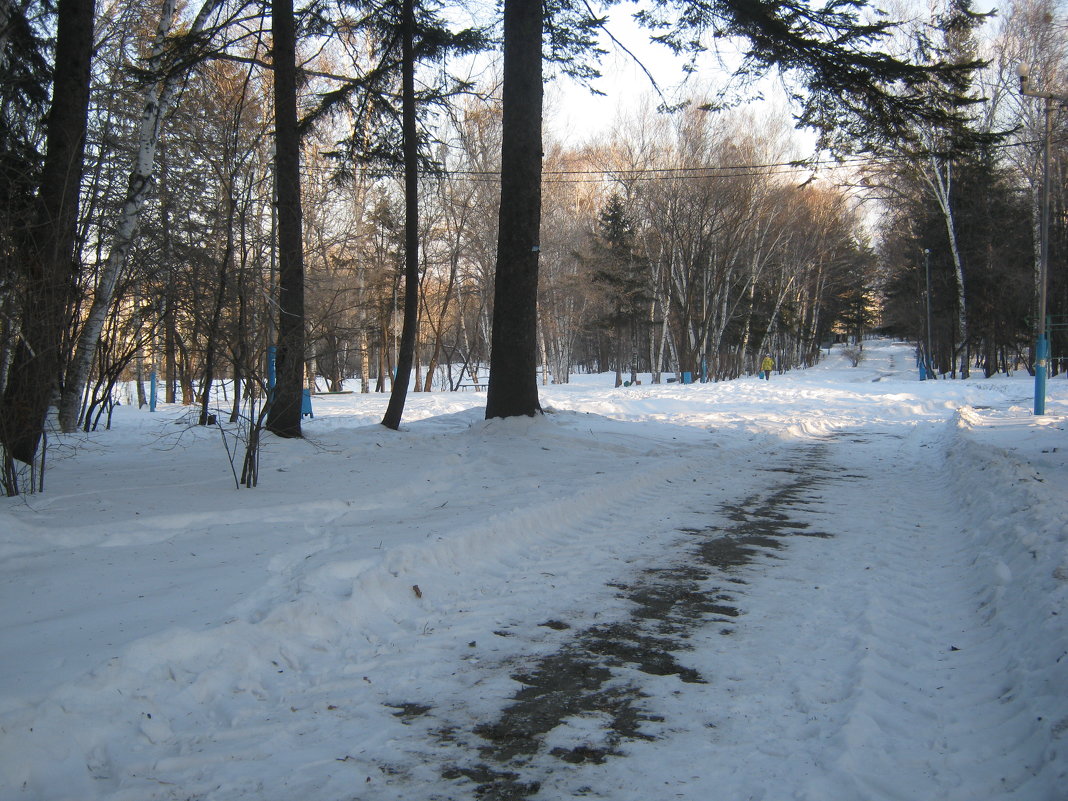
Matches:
[[265, 0, 306, 438], [484, 0, 544, 419], [587, 194, 648, 386]]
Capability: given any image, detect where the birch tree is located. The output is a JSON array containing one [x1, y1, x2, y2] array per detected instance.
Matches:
[[57, 0, 227, 432]]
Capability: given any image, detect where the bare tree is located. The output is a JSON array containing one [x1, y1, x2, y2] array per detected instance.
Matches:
[[58, 0, 226, 433]]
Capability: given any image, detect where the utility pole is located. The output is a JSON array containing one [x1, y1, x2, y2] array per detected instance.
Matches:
[[1018, 64, 1067, 416], [924, 248, 936, 380]]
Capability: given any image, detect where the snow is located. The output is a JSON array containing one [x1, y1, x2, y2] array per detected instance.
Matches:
[[2, 339, 1066, 801]]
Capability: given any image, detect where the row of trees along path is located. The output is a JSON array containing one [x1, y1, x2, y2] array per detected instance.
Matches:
[[0, 0, 1002, 494]]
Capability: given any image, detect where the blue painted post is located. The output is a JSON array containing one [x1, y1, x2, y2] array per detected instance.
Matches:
[[267, 345, 277, 390], [149, 367, 157, 411], [1035, 332, 1049, 416]]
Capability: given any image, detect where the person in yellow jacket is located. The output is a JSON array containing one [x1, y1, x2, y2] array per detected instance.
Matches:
[[760, 354, 774, 380]]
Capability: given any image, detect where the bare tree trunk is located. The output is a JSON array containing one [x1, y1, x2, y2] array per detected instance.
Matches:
[[422, 252, 458, 392], [135, 356, 147, 408], [230, 195, 252, 423], [382, 0, 420, 429], [475, 302, 491, 382], [653, 304, 670, 383], [0, 296, 15, 397], [485, 9, 541, 402], [0, 0, 95, 473], [538, 316, 549, 385], [164, 289, 178, 402], [923, 157, 969, 378], [375, 343, 386, 393], [265, 0, 305, 437], [756, 273, 796, 361], [485, 0, 543, 418], [200, 183, 236, 426], [358, 328, 370, 393], [230, 362, 243, 422], [58, 0, 223, 432]]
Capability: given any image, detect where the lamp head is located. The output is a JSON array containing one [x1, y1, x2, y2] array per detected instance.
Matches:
[[1017, 63, 1031, 87]]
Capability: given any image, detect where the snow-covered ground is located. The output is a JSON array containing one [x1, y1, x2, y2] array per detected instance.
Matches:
[[2, 340, 1066, 800]]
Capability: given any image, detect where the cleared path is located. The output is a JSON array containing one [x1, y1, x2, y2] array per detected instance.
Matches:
[[366, 423, 1059, 800]]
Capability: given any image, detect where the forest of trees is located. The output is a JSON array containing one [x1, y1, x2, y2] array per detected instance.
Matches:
[[1, 0, 1064, 493]]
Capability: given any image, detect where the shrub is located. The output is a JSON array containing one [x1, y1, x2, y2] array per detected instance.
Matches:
[[842, 347, 864, 367]]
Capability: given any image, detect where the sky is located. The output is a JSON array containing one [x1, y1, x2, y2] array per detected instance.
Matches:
[[1, 339, 1065, 800], [449, 0, 783, 148], [544, 6, 767, 146]]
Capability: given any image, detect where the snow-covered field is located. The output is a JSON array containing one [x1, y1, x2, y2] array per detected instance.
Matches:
[[2, 340, 1066, 800]]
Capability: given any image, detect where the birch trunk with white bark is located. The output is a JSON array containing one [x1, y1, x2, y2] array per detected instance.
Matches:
[[923, 157, 969, 378], [57, 0, 222, 432]]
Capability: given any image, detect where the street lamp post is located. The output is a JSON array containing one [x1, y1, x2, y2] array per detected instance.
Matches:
[[1018, 64, 1067, 416]]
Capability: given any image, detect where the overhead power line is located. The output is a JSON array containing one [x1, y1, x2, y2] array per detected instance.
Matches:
[[301, 135, 1051, 185]]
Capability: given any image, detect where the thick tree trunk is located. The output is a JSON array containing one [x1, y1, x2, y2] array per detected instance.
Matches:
[[382, 0, 420, 430], [0, 0, 95, 470], [485, 0, 543, 419], [265, 0, 305, 438]]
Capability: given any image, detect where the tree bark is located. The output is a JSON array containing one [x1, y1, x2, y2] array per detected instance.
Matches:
[[485, 0, 543, 419], [265, 0, 305, 437], [199, 180, 236, 425], [923, 157, 969, 378], [382, 0, 420, 430], [0, 0, 95, 470]]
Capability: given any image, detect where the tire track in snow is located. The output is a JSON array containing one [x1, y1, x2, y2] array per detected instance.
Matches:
[[88, 433, 722, 801], [800, 429, 1057, 801], [382, 426, 1062, 801]]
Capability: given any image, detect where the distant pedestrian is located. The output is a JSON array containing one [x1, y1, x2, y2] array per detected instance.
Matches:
[[760, 355, 774, 380]]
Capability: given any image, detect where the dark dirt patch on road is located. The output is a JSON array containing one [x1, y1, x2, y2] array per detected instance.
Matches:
[[418, 447, 838, 799]]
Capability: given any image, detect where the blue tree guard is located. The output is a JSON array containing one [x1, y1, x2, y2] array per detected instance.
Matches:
[[1035, 334, 1049, 416]]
